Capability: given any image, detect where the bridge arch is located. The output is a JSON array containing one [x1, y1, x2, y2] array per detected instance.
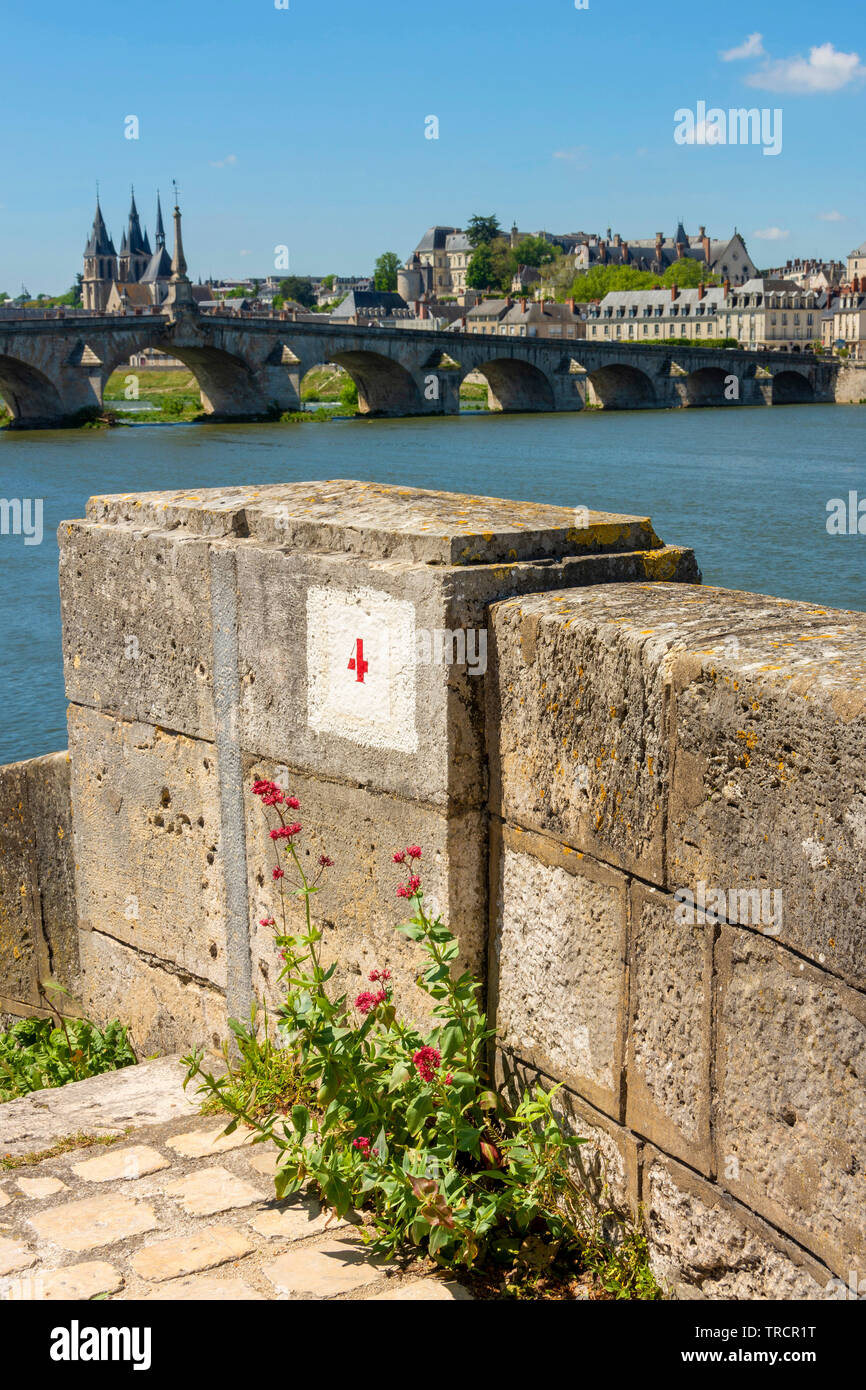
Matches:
[[100, 338, 273, 418], [0, 354, 65, 426], [772, 369, 814, 404], [327, 350, 424, 416], [461, 356, 555, 412], [684, 366, 737, 407], [584, 362, 656, 410]]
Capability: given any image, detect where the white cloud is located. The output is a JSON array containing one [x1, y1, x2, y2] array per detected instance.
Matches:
[[210, 154, 238, 168], [753, 226, 790, 240], [720, 33, 764, 62], [553, 146, 590, 168], [818, 209, 844, 221], [745, 42, 864, 93]]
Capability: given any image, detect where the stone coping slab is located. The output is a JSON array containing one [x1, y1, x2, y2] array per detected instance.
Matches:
[[80, 479, 663, 565]]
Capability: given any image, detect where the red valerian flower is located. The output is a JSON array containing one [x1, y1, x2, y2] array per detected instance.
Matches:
[[354, 991, 378, 1015], [412, 1046, 441, 1082], [259, 917, 276, 927], [392, 850, 406, 864], [396, 884, 410, 899], [318, 854, 334, 867], [272, 868, 284, 880], [369, 968, 392, 982], [285, 796, 300, 810], [406, 846, 422, 860], [444, 1074, 453, 1086], [352, 1136, 371, 1153], [407, 874, 421, 892], [271, 823, 301, 840]]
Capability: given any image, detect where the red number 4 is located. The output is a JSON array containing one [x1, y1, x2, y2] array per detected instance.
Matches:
[[348, 638, 369, 683]]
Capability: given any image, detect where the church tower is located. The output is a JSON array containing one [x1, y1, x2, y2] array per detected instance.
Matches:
[[118, 189, 151, 283], [82, 197, 117, 311]]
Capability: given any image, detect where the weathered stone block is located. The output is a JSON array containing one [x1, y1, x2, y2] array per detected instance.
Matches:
[[716, 927, 866, 1278], [489, 825, 628, 1119], [67, 706, 225, 987], [625, 882, 713, 1173], [0, 760, 41, 1010], [77, 930, 226, 1057], [244, 758, 486, 1026], [0, 751, 76, 1013], [644, 1149, 837, 1300], [667, 590, 866, 988], [59, 519, 215, 738]]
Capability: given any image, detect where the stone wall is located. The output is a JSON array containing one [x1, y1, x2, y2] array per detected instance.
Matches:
[[487, 582, 866, 1297], [54, 481, 695, 1057], [0, 751, 77, 1018], [1, 480, 863, 1299]]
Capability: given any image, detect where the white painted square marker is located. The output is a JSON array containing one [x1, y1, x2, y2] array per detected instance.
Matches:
[[306, 586, 418, 752]]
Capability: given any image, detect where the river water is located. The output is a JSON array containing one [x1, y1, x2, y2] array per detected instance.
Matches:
[[1, 404, 863, 764]]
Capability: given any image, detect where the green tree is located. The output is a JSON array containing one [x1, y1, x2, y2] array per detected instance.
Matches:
[[373, 252, 400, 292], [466, 237, 517, 294], [321, 274, 335, 291], [512, 235, 557, 267], [466, 214, 502, 247], [279, 276, 315, 307]]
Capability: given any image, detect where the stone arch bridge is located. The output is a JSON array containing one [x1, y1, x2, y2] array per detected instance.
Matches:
[[0, 307, 857, 428]]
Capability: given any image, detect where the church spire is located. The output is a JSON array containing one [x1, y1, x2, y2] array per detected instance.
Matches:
[[155, 192, 166, 250], [166, 185, 195, 310]]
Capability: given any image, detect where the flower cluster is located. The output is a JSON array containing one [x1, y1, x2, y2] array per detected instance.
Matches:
[[270, 823, 302, 840], [354, 990, 387, 1016], [352, 1136, 371, 1154], [251, 779, 300, 810], [412, 1046, 441, 1083], [369, 968, 391, 983], [392, 846, 422, 865]]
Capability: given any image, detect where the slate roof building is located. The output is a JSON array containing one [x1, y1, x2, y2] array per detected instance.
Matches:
[[575, 223, 757, 286]]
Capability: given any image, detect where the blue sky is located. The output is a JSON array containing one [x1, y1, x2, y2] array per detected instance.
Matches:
[[1, 0, 864, 293]]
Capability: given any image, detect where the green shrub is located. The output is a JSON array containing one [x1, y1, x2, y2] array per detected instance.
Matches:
[[0, 1015, 136, 1103]]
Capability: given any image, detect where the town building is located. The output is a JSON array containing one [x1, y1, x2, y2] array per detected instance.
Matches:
[[461, 296, 585, 339], [717, 279, 821, 351], [575, 222, 758, 286], [820, 284, 866, 359], [586, 285, 727, 343], [846, 239, 866, 284], [587, 278, 822, 351], [762, 258, 844, 292]]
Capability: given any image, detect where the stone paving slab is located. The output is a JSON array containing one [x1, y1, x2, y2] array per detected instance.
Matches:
[[0, 1056, 472, 1302]]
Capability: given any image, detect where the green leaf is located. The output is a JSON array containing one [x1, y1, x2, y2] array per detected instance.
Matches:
[[291, 1104, 309, 1138], [406, 1092, 434, 1135]]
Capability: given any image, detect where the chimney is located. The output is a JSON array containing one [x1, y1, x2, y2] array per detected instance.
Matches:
[[698, 281, 705, 300], [723, 277, 731, 296], [521, 297, 527, 312], [599, 240, 608, 264], [621, 241, 629, 263], [506, 295, 513, 308], [702, 229, 710, 263], [614, 232, 621, 247], [670, 284, 677, 302], [567, 296, 575, 313]]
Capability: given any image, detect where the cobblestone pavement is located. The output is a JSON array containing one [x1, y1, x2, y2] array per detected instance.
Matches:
[[0, 1058, 471, 1302]]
